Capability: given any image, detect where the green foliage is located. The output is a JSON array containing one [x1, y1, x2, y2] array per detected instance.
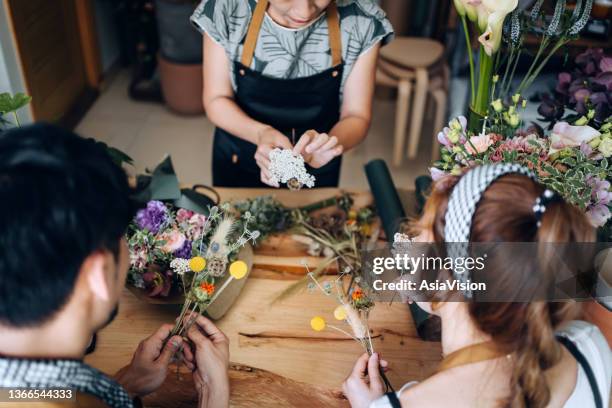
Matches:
[[0, 92, 31, 129]]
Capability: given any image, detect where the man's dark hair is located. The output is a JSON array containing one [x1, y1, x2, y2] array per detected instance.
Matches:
[[0, 123, 134, 327]]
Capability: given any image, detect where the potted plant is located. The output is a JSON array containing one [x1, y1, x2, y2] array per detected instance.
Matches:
[[155, 0, 205, 115]]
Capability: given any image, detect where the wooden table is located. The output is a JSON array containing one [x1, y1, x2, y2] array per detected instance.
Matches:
[[85, 188, 442, 407]]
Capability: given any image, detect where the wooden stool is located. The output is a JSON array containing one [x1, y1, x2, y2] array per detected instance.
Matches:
[[376, 37, 447, 165]]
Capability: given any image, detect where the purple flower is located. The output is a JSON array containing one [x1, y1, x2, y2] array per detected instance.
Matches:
[[555, 72, 572, 95], [136, 200, 168, 234], [580, 142, 593, 157], [587, 204, 611, 228], [600, 57, 612, 73], [174, 239, 193, 259], [429, 167, 448, 181]]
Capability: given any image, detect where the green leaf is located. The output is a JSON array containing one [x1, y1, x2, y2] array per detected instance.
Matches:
[[0, 92, 31, 113], [93, 139, 134, 167]]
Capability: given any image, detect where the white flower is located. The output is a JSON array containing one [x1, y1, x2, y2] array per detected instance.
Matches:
[[170, 258, 191, 275], [268, 148, 316, 188], [477, 0, 519, 56]]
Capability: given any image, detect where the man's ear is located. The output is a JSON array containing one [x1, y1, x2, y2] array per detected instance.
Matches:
[[82, 252, 111, 302]]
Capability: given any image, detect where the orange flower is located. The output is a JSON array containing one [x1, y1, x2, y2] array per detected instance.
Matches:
[[199, 282, 215, 295], [351, 288, 364, 301]]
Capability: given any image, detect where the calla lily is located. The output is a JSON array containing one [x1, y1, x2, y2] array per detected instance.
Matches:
[[548, 122, 601, 155], [477, 0, 518, 56], [453, 0, 482, 22]]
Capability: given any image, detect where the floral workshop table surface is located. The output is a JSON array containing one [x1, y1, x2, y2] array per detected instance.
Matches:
[[85, 188, 442, 407]]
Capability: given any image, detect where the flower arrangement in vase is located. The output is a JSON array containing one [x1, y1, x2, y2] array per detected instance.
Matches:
[[127, 200, 259, 322], [433, 0, 611, 235]]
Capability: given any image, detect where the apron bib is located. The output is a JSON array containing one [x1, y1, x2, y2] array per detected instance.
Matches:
[[212, 0, 344, 188]]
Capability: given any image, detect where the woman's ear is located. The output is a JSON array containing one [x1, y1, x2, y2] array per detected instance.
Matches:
[[82, 252, 111, 302]]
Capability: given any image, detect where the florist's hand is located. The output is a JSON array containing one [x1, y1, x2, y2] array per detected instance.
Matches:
[[342, 353, 388, 408], [293, 130, 343, 169], [115, 324, 183, 397], [255, 125, 293, 187], [186, 313, 230, 408]]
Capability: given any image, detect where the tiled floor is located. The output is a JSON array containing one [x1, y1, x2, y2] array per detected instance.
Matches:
[[76, 70, 441, 191]]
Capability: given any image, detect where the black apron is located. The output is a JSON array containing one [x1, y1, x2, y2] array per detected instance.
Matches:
[[212, 0, 344, 188]]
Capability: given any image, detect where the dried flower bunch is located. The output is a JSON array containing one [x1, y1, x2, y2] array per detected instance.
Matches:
[[279, 206, 391, 389], [268, 148, 316, 190], [231, 195, 295, 239]]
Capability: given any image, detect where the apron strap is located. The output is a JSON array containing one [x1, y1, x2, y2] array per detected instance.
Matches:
[[240, 0, 342, 70], [327, 2, 342, 67], [241, 0, 269, 68], [436, 341, 508, 373]]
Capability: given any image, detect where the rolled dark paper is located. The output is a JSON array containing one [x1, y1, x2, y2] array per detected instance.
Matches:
[[365, 160, 439, 341]]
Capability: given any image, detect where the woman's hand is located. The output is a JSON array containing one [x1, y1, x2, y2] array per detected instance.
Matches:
[[255, 125, 293, 187], [342, 353, 388, 408], [114, 324, 183, 397], [185, 314, 230, 408], [293, 130, 343, 169]]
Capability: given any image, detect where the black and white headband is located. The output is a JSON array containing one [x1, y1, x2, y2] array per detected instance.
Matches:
[[443, 163, 560, 298]]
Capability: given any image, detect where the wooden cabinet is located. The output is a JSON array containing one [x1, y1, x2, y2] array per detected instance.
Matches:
[[4, 0, 101, 126]]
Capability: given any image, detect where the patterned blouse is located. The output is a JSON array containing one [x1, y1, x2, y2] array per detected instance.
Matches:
[[190, 0, 394, 97]]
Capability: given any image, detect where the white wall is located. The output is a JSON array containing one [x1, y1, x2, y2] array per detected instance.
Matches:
[[0, 0, 33, 124]]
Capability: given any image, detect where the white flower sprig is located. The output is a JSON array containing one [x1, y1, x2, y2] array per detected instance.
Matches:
[[268, 148, 316, 190]]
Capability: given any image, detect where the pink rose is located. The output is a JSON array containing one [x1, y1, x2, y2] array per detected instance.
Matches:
[[549, 122, 600, 155], [176, 209, 194, 223], [465, 134, 494, 155], [158, 229, 186, 253]]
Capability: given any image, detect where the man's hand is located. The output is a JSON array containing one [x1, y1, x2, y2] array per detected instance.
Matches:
[[115, 324, 183, 397], [293, 130, 343, 169], [185, 313, 230, 408], [254, 126, 293, 187], [342, 353, 388, 408]]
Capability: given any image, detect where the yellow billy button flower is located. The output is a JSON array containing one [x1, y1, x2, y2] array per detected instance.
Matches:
[[229, 260, 248, 279], [189, 256, 206, 272], [310, 316, 326, 332], [334, 305, 347, 321], [512, 94, 521, 104]]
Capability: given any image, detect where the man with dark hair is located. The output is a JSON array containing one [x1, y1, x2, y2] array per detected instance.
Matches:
[[0, 124, 230, 408]]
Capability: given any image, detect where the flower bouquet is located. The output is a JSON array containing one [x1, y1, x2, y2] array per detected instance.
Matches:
[[127, 200, 259, 320], [432, 0, 611, 237]]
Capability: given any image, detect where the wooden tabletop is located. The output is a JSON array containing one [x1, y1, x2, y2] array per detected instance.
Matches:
[[85, 188, 442, 407]]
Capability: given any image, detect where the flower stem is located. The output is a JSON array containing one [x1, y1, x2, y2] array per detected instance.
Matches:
[[461, 15, 476, 106], [502, 49, 522, 98], [520, 39, 567, 94], [516, 36, 549, 93], [470, 47, 494, 134], [12, 111, 20, 127]]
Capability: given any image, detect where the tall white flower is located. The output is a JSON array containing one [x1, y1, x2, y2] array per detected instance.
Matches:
[[477, 0, 519, 56], [453, 0, 482, 22]]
